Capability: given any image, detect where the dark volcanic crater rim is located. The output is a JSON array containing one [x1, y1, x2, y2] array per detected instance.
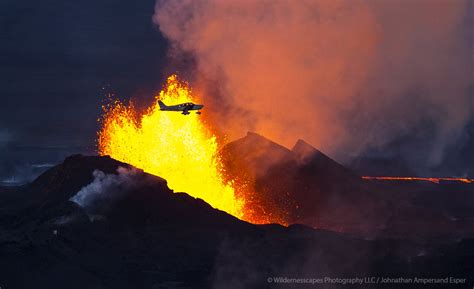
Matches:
[[0, 152, 473, 289]]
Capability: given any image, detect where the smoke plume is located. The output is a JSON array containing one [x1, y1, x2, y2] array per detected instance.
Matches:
[[70, 167, 140, 214], [153, 0, 472, 167]]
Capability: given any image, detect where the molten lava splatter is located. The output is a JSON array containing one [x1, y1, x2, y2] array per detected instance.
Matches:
[[98, 75, 244, 218], [362, 176, 473, 184]]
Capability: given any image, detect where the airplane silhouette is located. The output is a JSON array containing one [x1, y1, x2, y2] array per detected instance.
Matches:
[[158, 100, 204, 115]]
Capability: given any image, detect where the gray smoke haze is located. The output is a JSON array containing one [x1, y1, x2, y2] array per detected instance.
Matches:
[[153, 0, 472, 167], [70, 167, 140, 214]]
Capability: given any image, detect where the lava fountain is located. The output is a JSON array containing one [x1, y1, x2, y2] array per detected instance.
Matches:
[[98, 75, 244, 219]]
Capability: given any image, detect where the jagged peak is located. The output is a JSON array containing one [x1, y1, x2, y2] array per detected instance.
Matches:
[[292, 139, 318, 153], [292, 139, 319, 161], [231, 131, 293, 153], [245, 131, 279, 144]]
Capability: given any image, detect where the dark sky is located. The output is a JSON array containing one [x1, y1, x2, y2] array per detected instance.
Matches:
[[0, 0, 174, 183], [0, 0, 169, 147], [0, 0, 472, 184]]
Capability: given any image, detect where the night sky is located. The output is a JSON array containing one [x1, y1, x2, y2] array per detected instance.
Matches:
[[1, 0, 473, 184], [0, 0, 172, 183]]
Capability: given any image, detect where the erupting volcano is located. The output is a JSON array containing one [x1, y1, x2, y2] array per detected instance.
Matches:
[[3, 0, 473, 288], [98, 75, 245, 219]]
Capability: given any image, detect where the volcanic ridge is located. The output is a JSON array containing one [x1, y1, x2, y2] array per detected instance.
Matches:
[[0, 133, 473, 288]]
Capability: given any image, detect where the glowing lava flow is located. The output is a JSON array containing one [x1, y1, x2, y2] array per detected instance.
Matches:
[[362, 176, 473, 184], [98, 75, 243, 218]]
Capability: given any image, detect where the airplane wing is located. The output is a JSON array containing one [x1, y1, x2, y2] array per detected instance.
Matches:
[[182, 103, 194, 114]]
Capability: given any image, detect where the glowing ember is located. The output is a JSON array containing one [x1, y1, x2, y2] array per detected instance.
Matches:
[[98, 75, 243, 218], [362, 176, 474, 184]]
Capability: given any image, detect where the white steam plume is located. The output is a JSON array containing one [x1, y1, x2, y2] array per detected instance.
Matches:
[[70, 167, 140, 209]]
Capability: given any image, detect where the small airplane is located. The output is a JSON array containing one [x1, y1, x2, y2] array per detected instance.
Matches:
[[158, 100, 204, 115]]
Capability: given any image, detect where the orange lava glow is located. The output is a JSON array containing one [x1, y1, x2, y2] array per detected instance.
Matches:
[[361, 176, 474, 184], [98, 75, 245, 219]]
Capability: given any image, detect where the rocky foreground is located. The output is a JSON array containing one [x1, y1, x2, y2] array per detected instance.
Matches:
[[0, 155, 472, 289]]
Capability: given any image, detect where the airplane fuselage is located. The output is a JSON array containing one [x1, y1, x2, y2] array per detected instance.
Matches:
[[158, 100, 204, 115]]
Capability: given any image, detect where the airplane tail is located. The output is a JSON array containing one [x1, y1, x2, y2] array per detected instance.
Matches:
[[158, 100, 168, 110]]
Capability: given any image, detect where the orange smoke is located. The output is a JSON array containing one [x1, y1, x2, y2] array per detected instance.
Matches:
[[362, 176, 473, 184], [154, 0, 471, 167]]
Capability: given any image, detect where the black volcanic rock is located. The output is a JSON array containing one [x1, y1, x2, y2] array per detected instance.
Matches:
[[292, 139, 356, 179], [292, 139, 318, 162], [24, 154, 134, 208], [222, 132, 385, 232], [221, 133, 474, 238], [0, 154, 473, 289], [15, 154, 247, 230], [222, 131, 296, 178]]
